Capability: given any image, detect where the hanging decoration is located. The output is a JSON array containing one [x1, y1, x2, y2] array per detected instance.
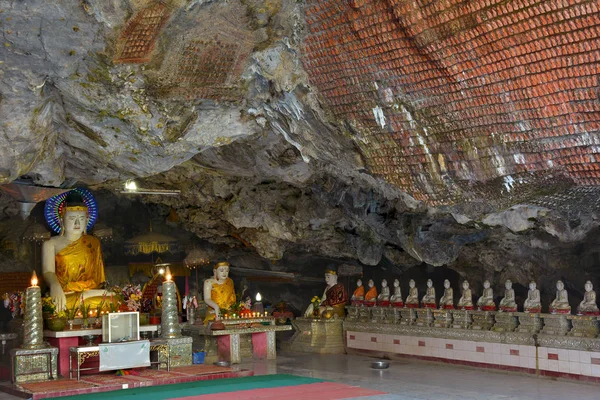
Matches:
[[44, 188, 98, 234]]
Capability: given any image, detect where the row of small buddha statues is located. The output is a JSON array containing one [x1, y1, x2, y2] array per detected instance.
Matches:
[[351, 278, 600, 315]]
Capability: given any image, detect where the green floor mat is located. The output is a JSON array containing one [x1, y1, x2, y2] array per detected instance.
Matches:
[[52, 374, 325, 400]]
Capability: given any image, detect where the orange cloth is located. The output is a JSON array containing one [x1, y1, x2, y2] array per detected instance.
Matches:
[[205, 278, 236, 323], [55, 235, 105, 293], [353, 286, 365, 298], [365, 286, 378, 301]]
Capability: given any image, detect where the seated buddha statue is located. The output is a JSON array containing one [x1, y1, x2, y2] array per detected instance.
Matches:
[[523, 281, 541, 313], [549, 280, 571, 314], [405, 279, 419, 308], [203, 261, 236, 323], [304, 267, 348, 318], [377, 279, 390, 305], [439, 279, 454, 310], [476, 280, 496, 311], [577, 281, 599, 315], [390, 279, 403, 306], [457, 280, 473, 310], [421, 279, 436, 308], [499, 279, 517, 312], [42, 197, 110, 310], [351, 279, 365, 305], [364, 279, 377, 305]]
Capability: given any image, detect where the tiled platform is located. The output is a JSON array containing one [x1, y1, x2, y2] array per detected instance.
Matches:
[[0, 365, 253, 400]]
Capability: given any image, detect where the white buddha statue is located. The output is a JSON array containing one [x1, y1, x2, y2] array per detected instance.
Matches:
[[390, 279, 403, 305], [421, 279, 436, 308], [549, 280, 571, 314], [457, 280, 473, 310], [42, 200, 109, 310], [523, 281, 541, 313], [377, 279, 390, 304], [439, 279, 454, 309], [405, 279, 419, 308], [577, 281, 599, 315], [499, 279, 517, 312], [476, 280, 496, 311]]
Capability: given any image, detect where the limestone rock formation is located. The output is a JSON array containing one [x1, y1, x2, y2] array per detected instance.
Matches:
[[0, 0, 600, 303]]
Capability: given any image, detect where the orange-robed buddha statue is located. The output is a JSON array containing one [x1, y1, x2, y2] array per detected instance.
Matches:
[[203, 261, 236, 323], [42, 201, 108, 310]]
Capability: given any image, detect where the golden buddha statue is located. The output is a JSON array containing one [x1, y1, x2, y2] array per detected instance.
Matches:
[[203, 261, 236, 323], [42, 201, 108, 310]]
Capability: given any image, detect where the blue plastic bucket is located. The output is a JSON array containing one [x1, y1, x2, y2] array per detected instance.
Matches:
[[193, 351, 205, 364]]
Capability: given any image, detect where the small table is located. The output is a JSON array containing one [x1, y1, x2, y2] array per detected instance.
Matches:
[[69, 339, 170, 380], [45, 325, 159, 377]]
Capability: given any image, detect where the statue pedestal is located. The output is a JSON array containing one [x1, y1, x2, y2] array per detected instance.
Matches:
[[471, 311, 495, 330], [433, 309, 452, 328], [10, 346, 58, 383], [567, 315, 599, 338], [358, 307, 371, 323], [289, 318, 344, 354], [371, 307, 386, 323], [540, 314, 571, 336], [345, 306, 359, 322], [385, 307, 401, 324], [400, 308, 417, 326], [492, 312, 518, 332], [515, 312, 543, 334], [451, 310, 473, 329], [416, 308, 434, 327]]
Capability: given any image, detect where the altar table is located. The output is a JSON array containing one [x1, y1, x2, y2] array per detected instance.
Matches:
[[44, 325, 159, 377]]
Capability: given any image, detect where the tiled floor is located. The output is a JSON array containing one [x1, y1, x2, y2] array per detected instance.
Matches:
[[243, 351, 600, 400], [1, 351, 600, 399]]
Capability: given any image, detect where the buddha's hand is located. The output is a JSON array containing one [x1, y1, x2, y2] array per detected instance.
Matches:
[[50, 283, 67, 311], [214, 306, 220, 319]]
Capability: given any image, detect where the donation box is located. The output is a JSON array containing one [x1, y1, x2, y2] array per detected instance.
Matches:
[[102, 312, 140, 343]]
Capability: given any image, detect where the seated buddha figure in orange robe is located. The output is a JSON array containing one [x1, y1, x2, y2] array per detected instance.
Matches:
[[203, 261, 236, 323], [365, 279, 377, 304], [42, 200, 108, 310]]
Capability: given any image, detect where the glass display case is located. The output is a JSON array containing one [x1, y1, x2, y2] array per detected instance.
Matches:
[[102, 312, 140, 343]]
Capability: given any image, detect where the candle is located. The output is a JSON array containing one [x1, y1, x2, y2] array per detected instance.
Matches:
[[23, 271, 43, 349], [161, 267, 181, 338]]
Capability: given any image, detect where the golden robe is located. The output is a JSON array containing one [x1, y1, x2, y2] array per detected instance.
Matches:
[[205, 278, 236, 323], [55, 235, 106, 308]]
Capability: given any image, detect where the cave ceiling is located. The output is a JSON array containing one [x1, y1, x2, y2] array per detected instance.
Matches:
[[1, 0, 600, 285]]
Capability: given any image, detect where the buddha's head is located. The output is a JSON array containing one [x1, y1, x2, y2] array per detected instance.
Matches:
[[585, 280, 593, 292], [368, 279, 374, 288], [213, 261, 230, 282], [324, 267, 338, 286], [556, 280, 564, 290], [462, 280, 469, 290], [529, 281, 536, 290], [356, 279, 362, 287], [443, 279, 450, 289], [393, 279, 399, 287], [61, 205, 88, 237], [426, 279, 433, 288], [483, 280, 490, 289], [505, 280, 512, 290], [381, 279, 387, 288], [409, 279, 415, 288]]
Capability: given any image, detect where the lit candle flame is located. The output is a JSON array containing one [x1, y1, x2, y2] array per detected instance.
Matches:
[[256, 292, 262, 302], [165, 266, 172, 281], [30, 271, 38, 287]]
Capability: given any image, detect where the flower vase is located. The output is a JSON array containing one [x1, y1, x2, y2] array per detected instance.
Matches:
[[312, 305, 320, 318], [68, 320, 74, 330], [82, 317, 88, 329], [139, 312, 149, 325]]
